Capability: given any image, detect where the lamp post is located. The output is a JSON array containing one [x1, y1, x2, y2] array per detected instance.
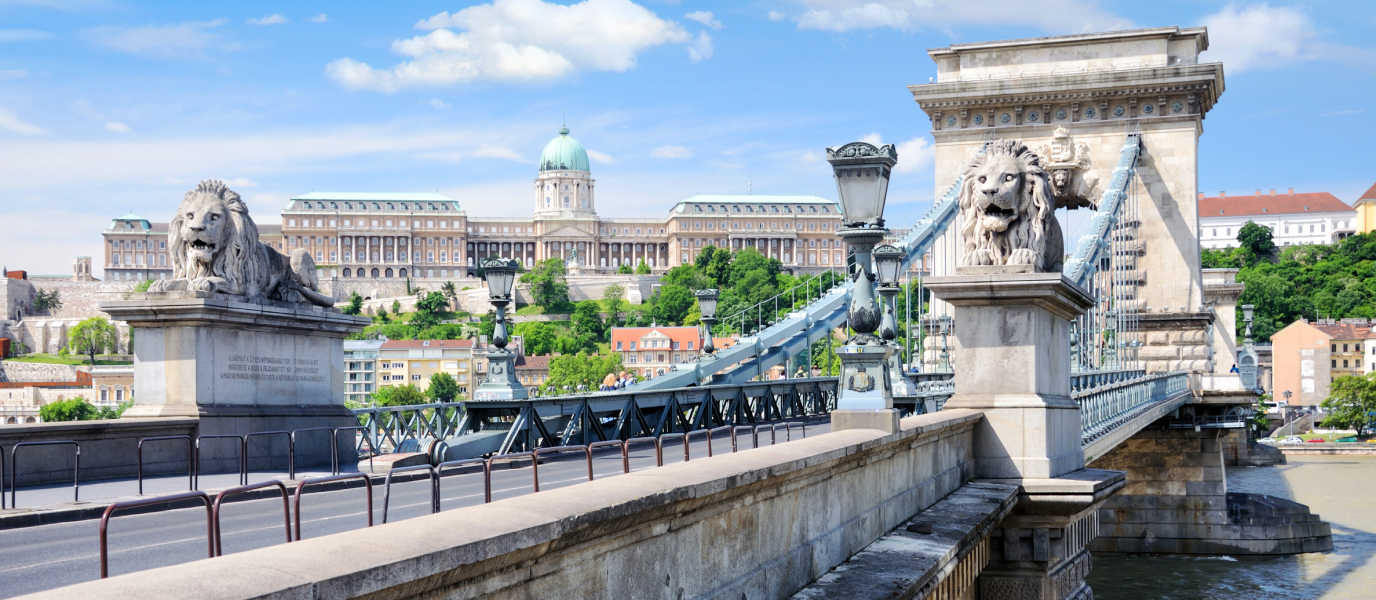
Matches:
[[827, 141, 901, 432], [696, 288, 719, 361], [473, 256, 528, 401], [937, 314, 953, 373], [872, 244, 913, 395], [1237, 304, 1261, 392]]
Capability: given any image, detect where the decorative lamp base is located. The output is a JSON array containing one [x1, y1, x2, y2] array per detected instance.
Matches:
[[836, 343, 894, 410], [832, 409, 901, 434], [474, 350, 528, 401]]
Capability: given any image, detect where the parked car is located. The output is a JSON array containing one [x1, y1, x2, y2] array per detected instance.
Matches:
[[1279, 437, 1304, 445], [1306, 438, 1328, 443], [1257, 437, 1277, 444], [1337, 437, 1358, 443]]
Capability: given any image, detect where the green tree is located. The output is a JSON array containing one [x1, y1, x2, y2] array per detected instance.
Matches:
[[343, 292, 364, 316], [635, 259, 651, 274], [662, 264, 709, 291], [376, 304, 389, 323], [602, 284, 626, 326], [427, 372, 461, 403], [521, 258, 570, 309], [373, 384, 429, 407], [652, 284, 695, 325], [616, 264, 632, 274], [1237, 221, 1276, 262], [391, 299, 402, 314], [696, 246, 733, 287], [133, 280, 154, 293], [571, 302, 606, 341], [31, 288, 62, 315], [417, 291, 448, 314], [542, 351, 623, 394], [514, 321, 559, 355], [68, 316, 117, 366], [1322, 373, 1376, 437], [440, 281, 458, 310], [39, 397, 97, 422]]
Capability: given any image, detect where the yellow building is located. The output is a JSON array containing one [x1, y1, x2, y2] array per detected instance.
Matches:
[[1354, 182, 1376, 234], [378, 339, 477, 398]]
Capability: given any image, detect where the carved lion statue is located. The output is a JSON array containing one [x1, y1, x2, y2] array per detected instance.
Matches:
[[958, 140, 1064, 272], [149, 180, 335, 307]]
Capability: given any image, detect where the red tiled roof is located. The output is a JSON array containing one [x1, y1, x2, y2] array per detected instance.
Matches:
[[1310, 322, 1376, 340], [1200, 191, 1354, 217], [380, 339, 475, 349], [610, 327, 702, 346], [1361, 182, 1376, 201], [515, 355, 550, 370]]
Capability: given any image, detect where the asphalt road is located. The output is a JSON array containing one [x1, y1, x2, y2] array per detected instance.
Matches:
[[0, 422, 827, 598]]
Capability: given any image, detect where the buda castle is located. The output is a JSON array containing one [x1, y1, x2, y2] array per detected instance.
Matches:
[[102, 126, 846, 282]]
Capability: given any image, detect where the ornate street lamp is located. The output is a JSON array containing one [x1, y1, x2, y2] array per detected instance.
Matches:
[[827, 141, 900, 428], [1238, 304, 1260, 392], [937, 314, 953, 373], [473, 256, 527, 401], [696, 288, 719, 360], [872, 245, 903, 341]]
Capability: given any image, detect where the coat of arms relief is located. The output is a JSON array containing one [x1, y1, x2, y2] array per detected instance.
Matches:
[[1035, 127, 1101, 210]]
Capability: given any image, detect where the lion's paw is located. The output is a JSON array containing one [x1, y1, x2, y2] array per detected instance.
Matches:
[[968, 249, 995, 265], [1009, 249, 1037, 265], [189, 278, 217, 293]]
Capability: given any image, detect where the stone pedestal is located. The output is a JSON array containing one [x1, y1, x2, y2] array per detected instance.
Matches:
[[833, 343, 900, 433], [926, 271, 1093, 480], [473, 349, 528, 401], [101, 292, 370, 471]]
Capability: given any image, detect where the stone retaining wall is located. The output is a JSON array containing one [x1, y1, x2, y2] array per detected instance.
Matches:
[[0, 361, 87, 383], [0, 418, 199, 486], [23, 410, 981, 600]]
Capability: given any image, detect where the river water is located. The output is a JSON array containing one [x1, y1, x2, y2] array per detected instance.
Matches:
[[1088, 455, 1376, 599]]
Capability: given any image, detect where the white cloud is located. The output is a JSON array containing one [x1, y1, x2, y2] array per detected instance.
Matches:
[[425, 98, 452, 109], [0, 69, 28, 80], [651, 145, 692, 159], [767, 11, 787, 22], [791, 1, 1130, 33], [472, 144, 526, 162], [104, 122, 131, 133], [687, 31, 713, 62], [308, 13, 330, 23], [1200, 4, 1316, 73], [0, 108, 46, 135], [326, 0, 693, 92], [858, 132, 882, 146], [247, 14, 289, 26], [0, 29, 54, 42], [895, 136, 935, 174], [223, 177, 259, 188], [685, 11, 722, 29], [417, 143, 530, 164], [86, 18, 234, 58], [586, 148, 617, 164]]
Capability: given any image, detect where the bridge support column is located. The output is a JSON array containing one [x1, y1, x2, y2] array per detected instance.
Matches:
[[928, 269, 1127, 600]]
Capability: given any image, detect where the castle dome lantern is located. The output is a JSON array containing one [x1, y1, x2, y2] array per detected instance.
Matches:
[[539, 126, 590, 173]]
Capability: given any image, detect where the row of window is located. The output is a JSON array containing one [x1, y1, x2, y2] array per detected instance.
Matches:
[[623, 352, 691, 364], [615, 340, 690, 351], [1332, 359, 1374, 370], [110, 239, 165, 250], [297, 201, 452, 212], [1332, 343, 1375, 354], [676, 221, 830, 232], [111, 252, 167, 267], [1206, 221, 1351, 239], [692, 204, 831, 214]]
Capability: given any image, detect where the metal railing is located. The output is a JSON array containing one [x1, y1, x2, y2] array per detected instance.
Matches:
[[10, 440, 79, 507], [212, 481, 291, 556], [100, 492, 213, 579], [138, 436, 193, 495], [1075, 370, 1190, 446], [293, 474, 373, 541]]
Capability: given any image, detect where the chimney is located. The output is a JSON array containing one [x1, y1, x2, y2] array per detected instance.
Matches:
[[1219, 191, 1226, 198], [1197, 192, 1204, 201], [1255, 189, 1261, 195], [1288, 188, 1295, 194], [1270, 189, 1276, 195]]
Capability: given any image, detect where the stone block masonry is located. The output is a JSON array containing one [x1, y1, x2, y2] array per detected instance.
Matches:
[[21, 411, 981, 600]]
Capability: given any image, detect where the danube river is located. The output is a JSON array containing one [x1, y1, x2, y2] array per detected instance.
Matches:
[[1088, 454, 1376, 599]]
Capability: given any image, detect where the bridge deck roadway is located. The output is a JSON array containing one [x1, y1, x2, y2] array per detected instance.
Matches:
[[0, 421, 830, 599]]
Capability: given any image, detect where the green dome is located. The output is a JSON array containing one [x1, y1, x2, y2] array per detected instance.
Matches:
[[539, 127, 590, 172]]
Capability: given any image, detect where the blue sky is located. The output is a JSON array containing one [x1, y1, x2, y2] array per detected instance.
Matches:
[[1, 0, 1373, 277]]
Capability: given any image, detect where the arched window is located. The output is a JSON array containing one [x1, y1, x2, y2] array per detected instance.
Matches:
[[386, 268, 395, 277], [343, 268, 351, 277], [371, 268, 380, 278], [398, 268, 407, 278], [563, 196, 570, 206]]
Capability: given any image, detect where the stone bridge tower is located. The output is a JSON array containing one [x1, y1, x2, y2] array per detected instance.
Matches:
[[910, 27, 1225, 375]]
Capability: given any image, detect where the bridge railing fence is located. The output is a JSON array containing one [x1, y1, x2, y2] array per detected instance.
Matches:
[[1075, 370, 1190, 446]]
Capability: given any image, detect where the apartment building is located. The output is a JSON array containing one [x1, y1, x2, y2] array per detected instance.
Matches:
[[1270, 318, 1376, 407], [343, 339, 382, 405], [377, 339, 477, 397]]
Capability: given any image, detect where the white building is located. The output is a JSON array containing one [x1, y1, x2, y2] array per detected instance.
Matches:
[[1199, 189, 1356, 249], [343, 339, 382, 405]]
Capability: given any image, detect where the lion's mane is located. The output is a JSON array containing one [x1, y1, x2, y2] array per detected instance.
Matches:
[[958, 140, 1058, 271]]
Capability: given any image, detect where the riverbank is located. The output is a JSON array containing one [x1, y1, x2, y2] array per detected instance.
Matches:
[[1088, 454, 1376, 599]]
